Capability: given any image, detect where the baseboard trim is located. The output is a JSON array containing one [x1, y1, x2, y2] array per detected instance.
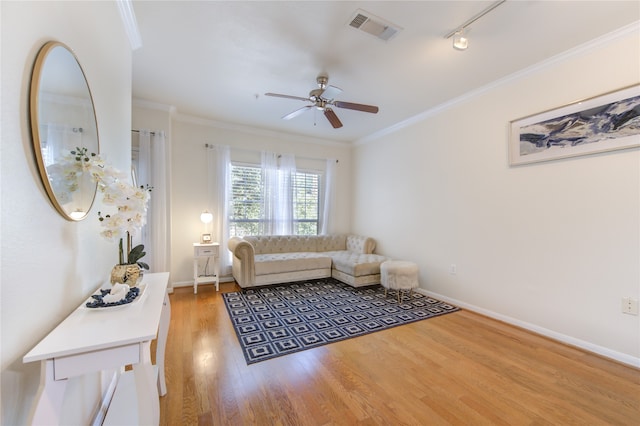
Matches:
[[416, 288, 640, 369], [172, 277, 235, 290]]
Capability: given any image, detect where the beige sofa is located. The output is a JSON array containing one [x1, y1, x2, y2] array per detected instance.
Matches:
[[227, 234, 390, 288]]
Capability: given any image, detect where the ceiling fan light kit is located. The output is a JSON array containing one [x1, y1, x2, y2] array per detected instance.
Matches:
[[265, 73, 379, 129]]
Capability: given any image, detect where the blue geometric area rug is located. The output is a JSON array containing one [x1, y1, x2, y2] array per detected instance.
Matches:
[[222, 278, 459, 364]]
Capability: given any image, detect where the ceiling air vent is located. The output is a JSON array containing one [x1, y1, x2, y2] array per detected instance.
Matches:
[[348, 9, 402, 42]]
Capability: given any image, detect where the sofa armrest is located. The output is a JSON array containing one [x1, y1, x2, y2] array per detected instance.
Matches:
[[228, 237, 256, 287], [346, 235, 376, 254]]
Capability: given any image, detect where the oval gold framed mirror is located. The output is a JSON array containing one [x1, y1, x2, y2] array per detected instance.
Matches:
[[30, 41, 99, 221]]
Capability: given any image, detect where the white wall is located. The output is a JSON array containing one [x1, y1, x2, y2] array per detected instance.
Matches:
[[167, 115, 353, 285], [1, 2, 131, 424], [132, 102, 354, 288], [352, 26, 640, 365]]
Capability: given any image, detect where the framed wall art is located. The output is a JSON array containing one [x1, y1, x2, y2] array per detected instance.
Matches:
[[509, 84, 640, 165]]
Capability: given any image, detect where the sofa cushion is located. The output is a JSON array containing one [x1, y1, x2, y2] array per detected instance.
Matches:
[[254, 252, 332, 275], [327, 251, 390, 277]]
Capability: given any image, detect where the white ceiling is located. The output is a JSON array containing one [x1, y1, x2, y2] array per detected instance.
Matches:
[[130, 1, 639, 143]]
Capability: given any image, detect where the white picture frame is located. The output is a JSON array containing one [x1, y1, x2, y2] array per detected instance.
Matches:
[[509, 85, 640, 165]]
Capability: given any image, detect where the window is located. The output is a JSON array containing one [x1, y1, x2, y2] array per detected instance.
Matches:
[[229, 164, 263, 237], [292, 171, 319, 235], [229, 163, 321, 237]]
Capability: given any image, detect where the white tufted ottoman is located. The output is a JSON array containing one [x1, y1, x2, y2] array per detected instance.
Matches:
[[380, 260, 419, 303]]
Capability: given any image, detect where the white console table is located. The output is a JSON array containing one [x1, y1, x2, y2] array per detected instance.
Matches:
[[23, 272, 171, 426], [193, 242, 219, 293]]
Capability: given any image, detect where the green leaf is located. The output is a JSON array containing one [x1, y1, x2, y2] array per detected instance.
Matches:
[[127, 244, 147, 264]]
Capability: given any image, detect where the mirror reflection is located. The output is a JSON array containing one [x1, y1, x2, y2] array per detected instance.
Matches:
[[30, 41, 99, 221]]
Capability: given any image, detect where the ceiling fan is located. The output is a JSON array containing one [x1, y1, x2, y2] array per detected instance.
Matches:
[[265, 73, 379, 129]]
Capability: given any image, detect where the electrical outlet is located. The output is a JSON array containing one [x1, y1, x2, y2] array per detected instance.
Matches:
[[450, 264, 457, 275], [621, 297, 639, 315]]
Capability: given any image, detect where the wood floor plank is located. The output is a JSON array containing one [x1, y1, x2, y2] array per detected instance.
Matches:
[[159, 282, 640, 425]]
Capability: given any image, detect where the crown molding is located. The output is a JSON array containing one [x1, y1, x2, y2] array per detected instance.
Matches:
[[173, 112, 346, 148], [116, 0, 143, 50], [133, 98, 176, 114], [132, 99, 346, 147], [356, 21, 640, 146]]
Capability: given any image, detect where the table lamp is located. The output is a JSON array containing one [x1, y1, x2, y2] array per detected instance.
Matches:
[[200, 210, 213, 243]]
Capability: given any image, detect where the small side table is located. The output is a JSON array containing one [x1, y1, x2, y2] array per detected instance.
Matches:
[[193, 242, 219, 293]]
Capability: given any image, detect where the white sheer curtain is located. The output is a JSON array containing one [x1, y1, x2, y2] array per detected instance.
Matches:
[[207, 145, 232, 275], [44, 124, 81, 166], [277, 153, 296, 235], [262, 151, 296, 235], [137, 130, 169, 273], [42, 124, 85, 207], [262, 151, 278, 235], [320, 158, 336, 235]]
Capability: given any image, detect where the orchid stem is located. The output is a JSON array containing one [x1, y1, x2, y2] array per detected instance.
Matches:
[[118, 238, 124, 265]]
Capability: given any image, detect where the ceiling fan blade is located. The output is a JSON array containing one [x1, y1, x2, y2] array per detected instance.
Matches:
[[324, 108, 343, 128], [282, 105, 313, 120], [319, 85, 342, 100], [333, 101, 379, 114], [265, 92, 310, 102]]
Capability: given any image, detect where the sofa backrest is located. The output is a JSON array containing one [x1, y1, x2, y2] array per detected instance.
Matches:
[[316, 235, 347, 252], [241, 234, 377, 255], [243, 235, 318, 254], [242, 235, 349, 254], [346, 234, 376, 254]]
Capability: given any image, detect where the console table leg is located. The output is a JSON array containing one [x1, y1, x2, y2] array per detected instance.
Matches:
[[193, 258, 198, 294], [156, 292, 171, 396], [28, 359, 67, 426], [134, 342, 159, 425], [214, 257, 220, 291]]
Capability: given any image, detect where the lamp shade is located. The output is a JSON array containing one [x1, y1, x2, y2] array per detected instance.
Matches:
[[200, 210, 213, 224]]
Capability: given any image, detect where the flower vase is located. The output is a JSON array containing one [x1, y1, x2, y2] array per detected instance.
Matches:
[[110, 264, 143, 286]]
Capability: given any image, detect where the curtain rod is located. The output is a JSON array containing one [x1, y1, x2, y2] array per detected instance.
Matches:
[[131, 129, 156, 135], [204, 143, 338, 163]]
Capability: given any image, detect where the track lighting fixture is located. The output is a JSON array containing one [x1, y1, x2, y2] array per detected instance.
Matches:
[[453, 29, 468, 50], [445, 0, 505, 51]]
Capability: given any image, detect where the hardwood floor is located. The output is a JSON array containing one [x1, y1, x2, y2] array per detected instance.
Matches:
[[159, 282, 640, 425]]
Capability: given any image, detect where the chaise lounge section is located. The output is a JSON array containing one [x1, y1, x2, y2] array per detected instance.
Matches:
[[227, 234, 390, 288]]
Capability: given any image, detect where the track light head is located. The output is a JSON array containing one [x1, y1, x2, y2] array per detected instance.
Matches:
[[445, 1, 506, 51], [453, 29, 468, 50]]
